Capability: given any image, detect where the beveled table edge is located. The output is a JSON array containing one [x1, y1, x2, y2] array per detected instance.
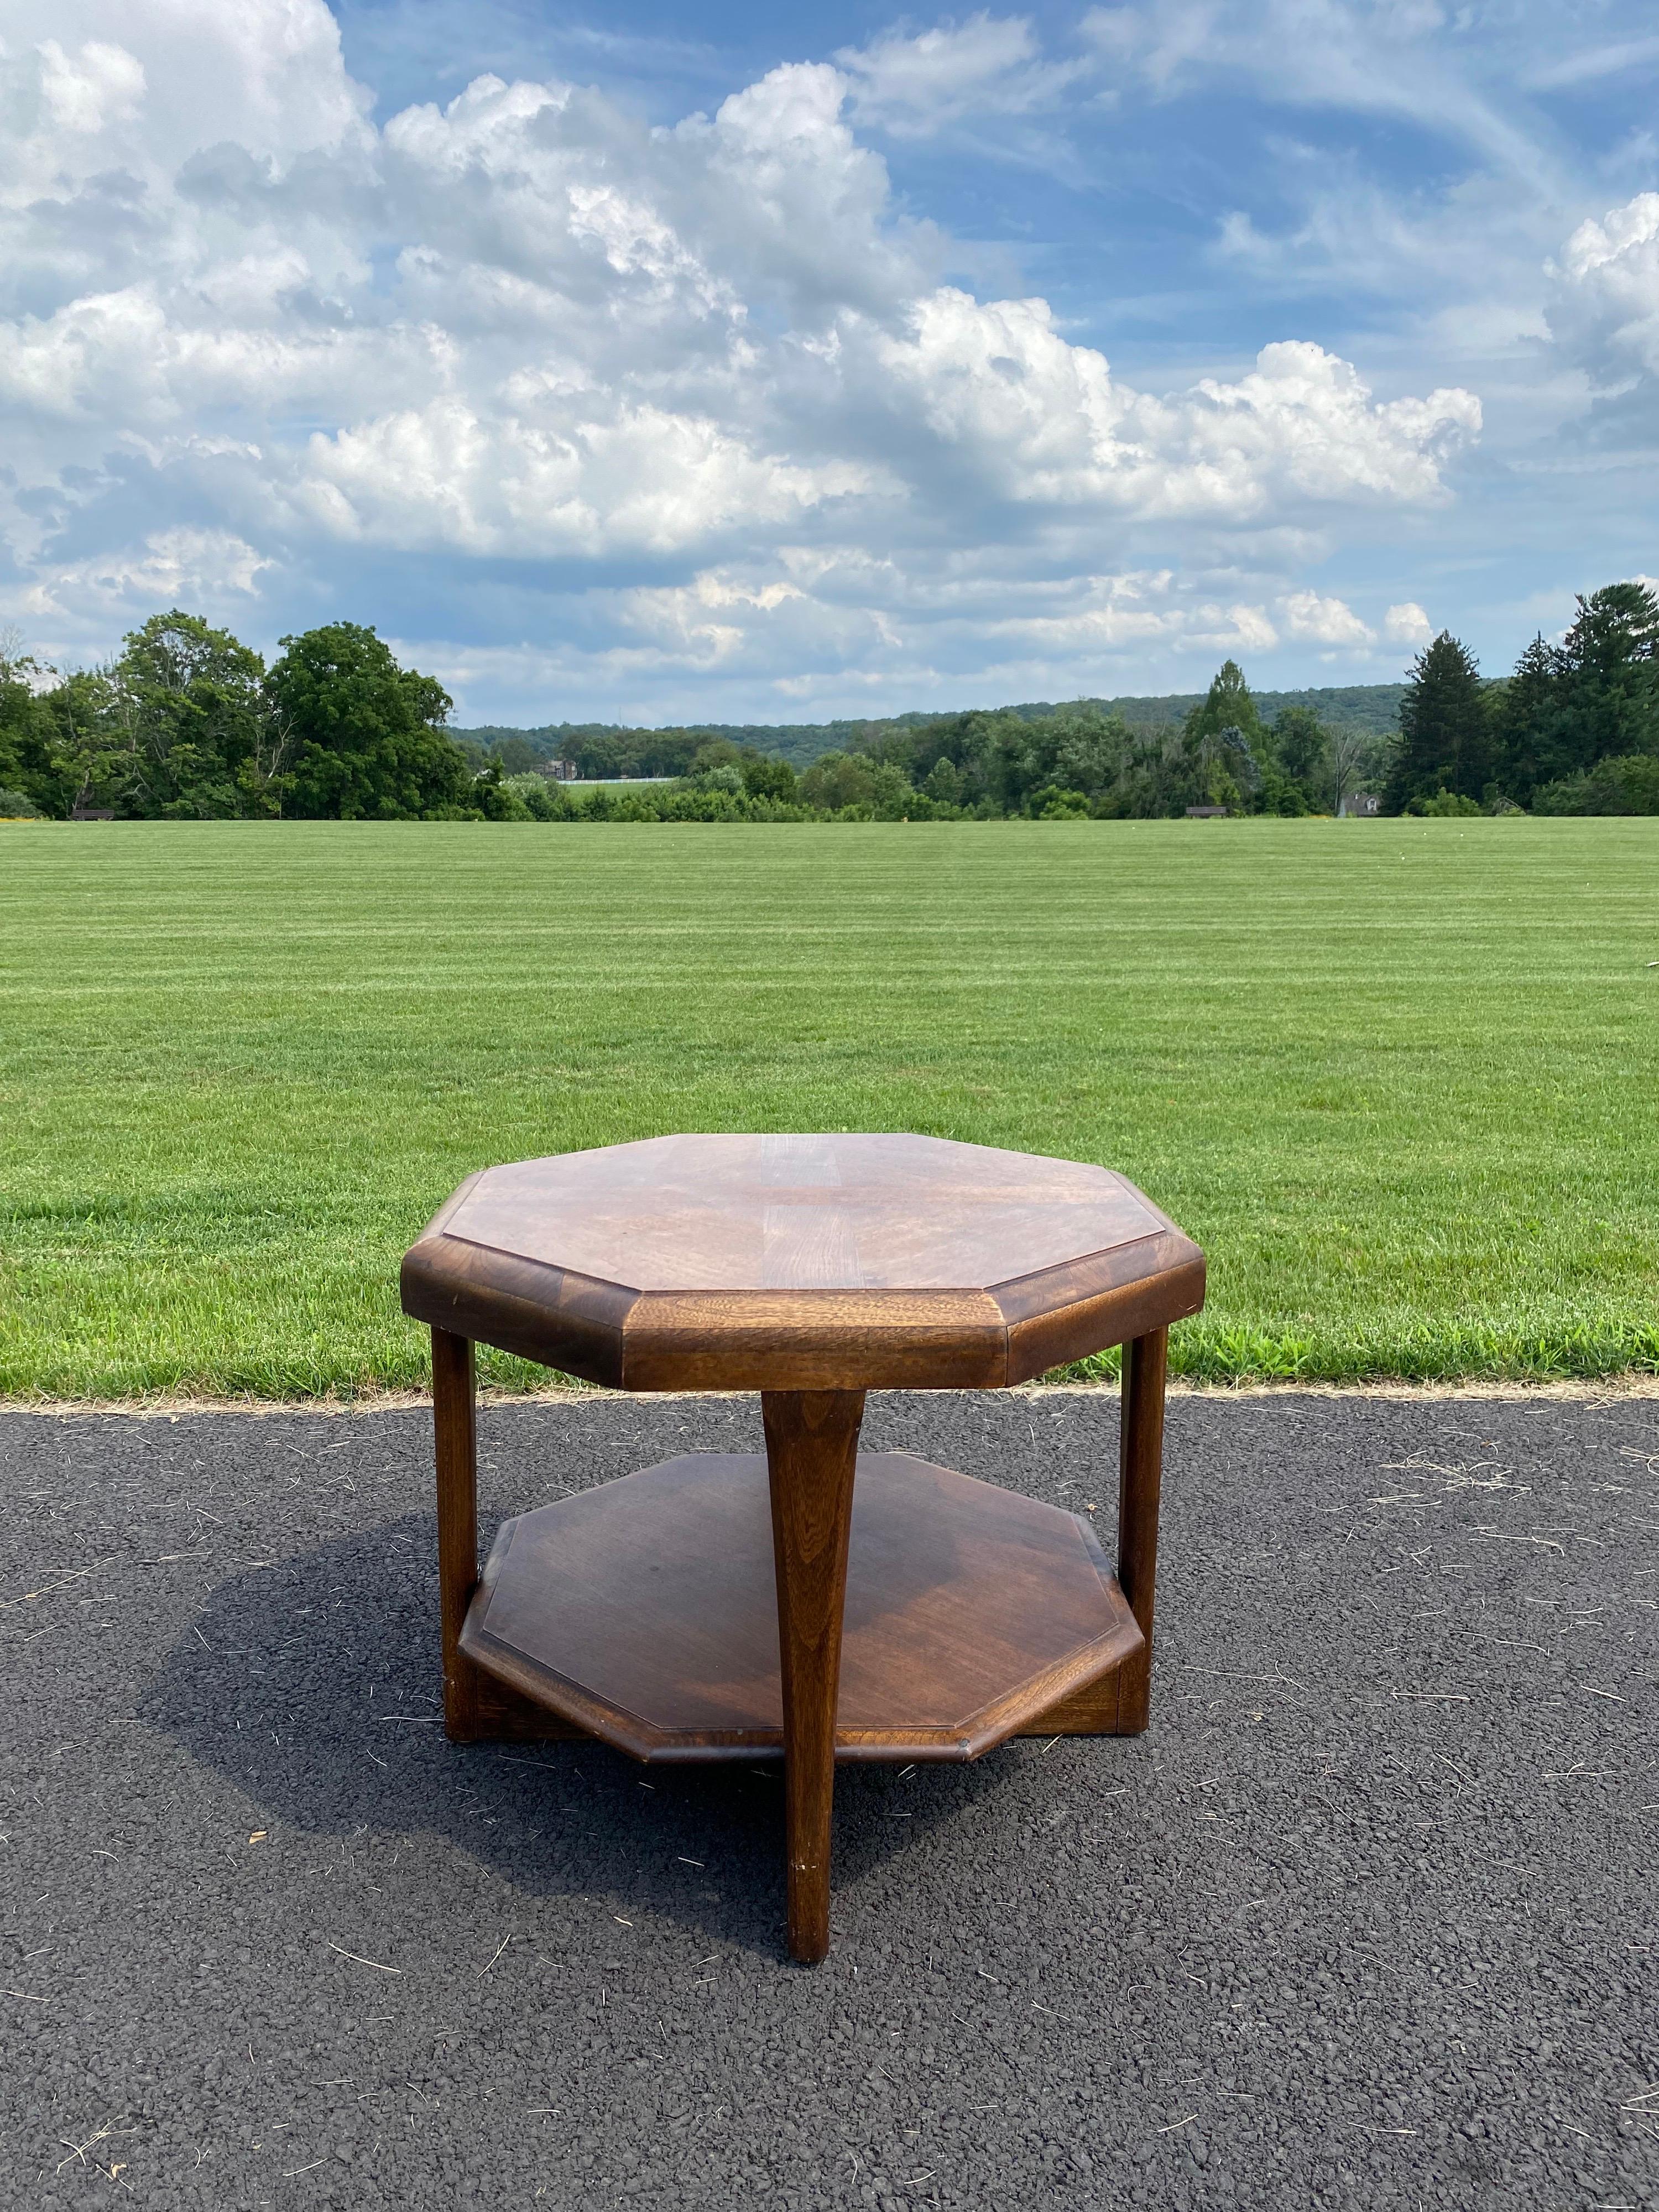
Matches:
[[399, 1167, 1207, 1389]]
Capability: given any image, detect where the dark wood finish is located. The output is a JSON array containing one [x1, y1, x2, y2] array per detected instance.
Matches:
[[401, 1134, 1204, 1392], [999, 1242, 1204, 1386], [403, 1241, 635, 1386], [621, 1288, 1006, 1393], [763, 1392, 864, 1963], [431, 1327, 483, 1743], [459, 1451, 1144, 1759], [1016, 1671, 1123, 1735], [477, 1677, 589, 1743], [1113, 1327, 1168, 1735], [407, 1134, 1202, 1961]]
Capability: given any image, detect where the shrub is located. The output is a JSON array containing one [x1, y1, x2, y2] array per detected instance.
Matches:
[[0, 786, 41, 817], [1532, 753, 1659, 815], [1405, 789, 1483, 817], [1256, 766, 1311, 816], [503, 773, 571, 821], [740, 755, 798, 803], [1031, 786, 1091, 818]]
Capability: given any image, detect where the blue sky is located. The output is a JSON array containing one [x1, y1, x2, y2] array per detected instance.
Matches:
[[3, 2, 1657, 723]]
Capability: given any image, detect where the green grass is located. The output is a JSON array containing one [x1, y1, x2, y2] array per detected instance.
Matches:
[[2, 817, 1657, 1399]]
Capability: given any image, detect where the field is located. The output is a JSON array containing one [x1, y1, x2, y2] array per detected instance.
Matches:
[[2, 817, 1656, 1399]]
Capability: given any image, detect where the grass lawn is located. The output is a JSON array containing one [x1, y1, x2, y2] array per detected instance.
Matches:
[[2, 816, 1656, 1399]]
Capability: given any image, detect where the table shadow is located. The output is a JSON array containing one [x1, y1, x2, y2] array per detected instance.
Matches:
[[138, 1513, 1019, 1961]]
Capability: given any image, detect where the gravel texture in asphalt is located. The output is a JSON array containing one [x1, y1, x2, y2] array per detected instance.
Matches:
[[2, 1388, 1656, 2211]]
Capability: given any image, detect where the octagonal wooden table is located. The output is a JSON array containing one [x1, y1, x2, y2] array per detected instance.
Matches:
[[400, 1133, 1205, 1963]]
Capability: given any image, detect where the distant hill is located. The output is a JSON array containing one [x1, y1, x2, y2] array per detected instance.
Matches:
[[453, 683, 1405, 771], [1064, 684, 1404, 740]]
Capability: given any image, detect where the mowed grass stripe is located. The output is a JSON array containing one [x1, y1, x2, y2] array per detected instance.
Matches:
[[1, 817, 1656, 1398]]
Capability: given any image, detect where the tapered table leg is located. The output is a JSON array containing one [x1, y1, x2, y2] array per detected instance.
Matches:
[[763, 1387, 865, 1964], [432, 1326, 483, 1742], [1114, 1326, 1169, 1735]]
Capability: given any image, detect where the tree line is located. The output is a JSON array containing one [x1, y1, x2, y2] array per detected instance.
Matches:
[[2, 580, 1655, 824], [1385, 581, 1659, 815], [455, 682, 1401, 775], [0, 614, 473, 822]]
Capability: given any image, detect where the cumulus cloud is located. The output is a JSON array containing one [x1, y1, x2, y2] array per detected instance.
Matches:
[[38, 38, 147, 132], [23, 528, 271, 618], [1280, 590, 1375, 647], [1549, 193, 1659, 387], [0, 0, 1481, 709], [1384, 601, 1433, 644]]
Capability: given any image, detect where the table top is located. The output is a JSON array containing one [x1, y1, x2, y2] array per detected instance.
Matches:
[[401, 1132, 1203, 1393]]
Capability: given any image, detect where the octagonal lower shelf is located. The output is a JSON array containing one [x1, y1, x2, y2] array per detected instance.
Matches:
[[460, 1451, 1142, 1762]]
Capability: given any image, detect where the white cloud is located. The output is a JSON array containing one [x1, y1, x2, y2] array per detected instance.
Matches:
[[298, 398, 883, 558], [1525, 36, 1659, 91], [0, 0, 1483, 705], [1081, 0, 1554, 183], [1549, 193, 1659, 385], [395, 547, 1438, 724], [38, 39, 146, 132], [604, 558, 1396, 696], [23, 528, 271, 620], [1384, 601, 1433, 644], [863, 304, 1476, 517], [837, 14, 1087, 136], [1280, 590, 1375, 646]]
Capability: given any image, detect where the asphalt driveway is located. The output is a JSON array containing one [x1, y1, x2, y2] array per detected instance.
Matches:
[[2, 1387, 1655, 2210]]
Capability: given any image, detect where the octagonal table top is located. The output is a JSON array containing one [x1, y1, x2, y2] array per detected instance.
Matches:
[[401, 1133, 1203, 1393]]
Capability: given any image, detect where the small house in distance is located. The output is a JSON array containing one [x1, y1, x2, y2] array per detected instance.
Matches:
[[1342, 793, 1381, 817]]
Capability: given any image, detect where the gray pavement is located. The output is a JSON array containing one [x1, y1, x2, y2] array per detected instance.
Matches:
[[2, 1387, 1656, 2210]]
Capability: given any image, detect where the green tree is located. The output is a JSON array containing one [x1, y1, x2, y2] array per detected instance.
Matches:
[[29, 666, 126, 817], [267, 624, 470, 820], [922, 755, 963, 806], [488, 734, 538, 776], [470, 759, 534, 820], [1331, 727, 1383, 816], [1491, 633, 1559, 804], [1267, 706, 1331, 806], [0, 642, 61, 815], [1385, 633, 1492, 811], [1185, 661, 1265, 752], [1494, 585, 1659, 804], [101, 610, 275, 818], [739, 753, 798, 804], [799, 752, 878, 811], [1031, 786, 1091, 818], [1533, 753, 1659, 815], [1047, 709, 1131, 800], [1177, 667, 1265, 813], [1553, 582, 1659, 767], [503, 773, 572, 821]]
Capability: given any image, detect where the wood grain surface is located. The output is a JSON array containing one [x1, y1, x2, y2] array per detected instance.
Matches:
[[1114, 1326, 1169, 1735], [763, 1390, 865, 1963], [431, 1326, 482, 1742], [458, 1449, 1144, 1764], [402, 1133, 1204, 1390], [442, 1134, 1164, 1290]]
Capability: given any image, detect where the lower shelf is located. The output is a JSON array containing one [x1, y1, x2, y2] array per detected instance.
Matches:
[[461, 1450, 1142, 1762]]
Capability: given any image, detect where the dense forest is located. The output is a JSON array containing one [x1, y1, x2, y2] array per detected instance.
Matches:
[[2, 582, 1655, 823]]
